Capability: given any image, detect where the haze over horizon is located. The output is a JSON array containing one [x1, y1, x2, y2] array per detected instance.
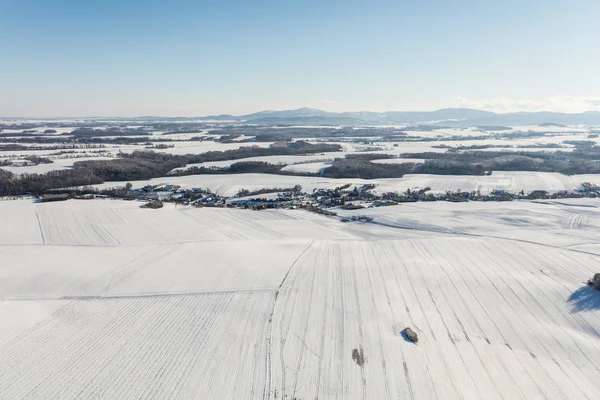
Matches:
[[1, 0, 599, 117], [5, 105, 600, 121]]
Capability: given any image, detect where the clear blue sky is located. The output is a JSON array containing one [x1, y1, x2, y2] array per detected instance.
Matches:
[[1, 0, 599, 117]]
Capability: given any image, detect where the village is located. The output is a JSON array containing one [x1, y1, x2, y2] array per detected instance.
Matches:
[[34, 180, 600, 218]]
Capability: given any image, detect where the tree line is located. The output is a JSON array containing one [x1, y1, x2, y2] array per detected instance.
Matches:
[[0, 141, 341, 196]]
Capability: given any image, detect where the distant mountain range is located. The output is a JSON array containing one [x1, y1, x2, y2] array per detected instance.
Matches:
[[193, 107, 600, 127], [5, 108, 600, 127]]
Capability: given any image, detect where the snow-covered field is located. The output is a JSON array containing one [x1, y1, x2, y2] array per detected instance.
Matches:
[[0, 198, 599, 399], [371, 157, 426, 164], [1, 126, 593, 173], [90, 171, 600, 196], [92, 173, 364, 197], [281, 161, 332, 173], [0, 140, 273, 160], [2, 121, 600, 399], [171, 154, 341, 173], [0, 156, 115, 175]]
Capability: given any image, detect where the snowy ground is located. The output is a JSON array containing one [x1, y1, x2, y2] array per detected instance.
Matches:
[[170, 153, 341, 173], [0, 198, 599, 399], [371, 158, 426, 165], [0, 140, 273, 160], [1, 129, 594, 180], [90, 171, 600, 196], [2, 122, 600, 399], [281, 161, 333, 173], [0, 156, 115, 175]]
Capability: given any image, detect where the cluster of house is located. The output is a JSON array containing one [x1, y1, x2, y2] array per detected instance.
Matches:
[[111, 184, 228, 207], [56, 180, 600, 212]]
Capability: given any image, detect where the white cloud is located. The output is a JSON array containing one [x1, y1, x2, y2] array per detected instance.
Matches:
[[453, 96, 600, 113]]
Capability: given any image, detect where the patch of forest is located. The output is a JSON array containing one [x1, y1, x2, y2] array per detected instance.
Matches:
[[0, 141, 340, 195], [405, 146, 600, 175], [177, 153, 414, 179]]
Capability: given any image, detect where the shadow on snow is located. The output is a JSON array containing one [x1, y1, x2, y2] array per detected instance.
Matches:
[[568, 286, 600, 313]]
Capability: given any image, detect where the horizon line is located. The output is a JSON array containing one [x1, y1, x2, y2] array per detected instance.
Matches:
[[2, 107, 600, 120]]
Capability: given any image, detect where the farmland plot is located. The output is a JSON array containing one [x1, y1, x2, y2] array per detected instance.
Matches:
[[281, 161, 332, 173], [0, 200, 359, 246], [337, 200, 600, 247], [91, 171, 600, 196], [268, 238, 600, 400], [0, 291, 273, 400], [0, 198, 599, 399], [32, 200, 230, 246], [171, 153, 342, 173], [182, 208, 360, 240], [0, 244, 153, 299], [92, 173, 367, 196], [0, 300, 69, 345], [0, 201, 44, 245], [0, 242, 312, 299], [103, 240, 312, 296], [1, 156, 114, 176]]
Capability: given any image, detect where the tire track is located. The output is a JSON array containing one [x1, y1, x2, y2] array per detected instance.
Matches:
[[358, 242, 392, 399], [264, 240, 314, 400]]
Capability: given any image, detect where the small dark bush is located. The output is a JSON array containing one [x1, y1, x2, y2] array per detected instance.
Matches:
[[140, 200, 163, 209]]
